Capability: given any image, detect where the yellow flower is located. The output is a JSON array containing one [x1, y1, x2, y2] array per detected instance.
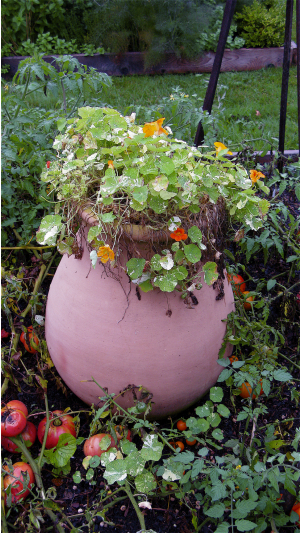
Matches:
[[97, 245, 115, 264], [107, 160, 114, 169], [250, 169, 265, 184], [143, 118, 168, 138], [170, 94, 175, 100], [236, 465, 241, 470], [214, 142, 233, 155]]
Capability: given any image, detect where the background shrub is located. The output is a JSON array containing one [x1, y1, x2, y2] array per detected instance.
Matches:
[[234, 0, 286, 48]]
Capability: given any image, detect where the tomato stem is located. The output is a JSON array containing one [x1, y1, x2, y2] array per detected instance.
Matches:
[[124, 479, 146, 531]]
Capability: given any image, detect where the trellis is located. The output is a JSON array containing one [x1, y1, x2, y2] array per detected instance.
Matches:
[[194, 0, 300, 169]]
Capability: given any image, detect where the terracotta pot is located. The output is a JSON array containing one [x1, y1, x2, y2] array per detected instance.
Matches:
[[45, 216, 235, 419]]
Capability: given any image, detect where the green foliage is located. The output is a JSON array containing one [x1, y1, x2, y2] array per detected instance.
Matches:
[[83, 0, 242, 66], [1, 0, 65, 54], [235, 0, 286, 48], [1, 54, 112, 246], [236, 165, 300, 266], [5, 33, 105, 58], [197, 5, 245, 52], [37, 106, 270, 295]]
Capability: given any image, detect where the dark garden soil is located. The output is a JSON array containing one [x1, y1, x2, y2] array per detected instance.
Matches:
[[2, 177, 300, 533]]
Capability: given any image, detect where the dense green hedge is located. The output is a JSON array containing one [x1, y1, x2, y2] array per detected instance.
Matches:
[[1, 0, 286, 61]]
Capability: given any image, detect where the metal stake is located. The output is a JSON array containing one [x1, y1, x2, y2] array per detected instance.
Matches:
[[278, 0, 294, 171], [194, 0, 237, 147]]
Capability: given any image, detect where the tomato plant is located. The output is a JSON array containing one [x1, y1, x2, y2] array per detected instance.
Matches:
[[239, 380, 263, 399], [83, 433, 116, 457], [37, 410, 76, 449], [2, 421, 37, 453], [227, 273, 246, 295], [176, 420, 187, 431], [242, 291, 254, 310], [1, 405, 27, 437], [114, 425, 132, 441], [20, 326, 39, 354], [3, 462, 35, 504]]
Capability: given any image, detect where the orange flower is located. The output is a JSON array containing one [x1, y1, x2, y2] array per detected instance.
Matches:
[[214, 142, 233, 155], [97, 245, 115, 263], [107, 160, 114, 169], [170, 227, 188, 241], [250, 170, 265, 183], [143, 118, 168, 138]]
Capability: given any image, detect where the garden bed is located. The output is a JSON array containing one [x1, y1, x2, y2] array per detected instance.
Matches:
[[2, 178, 300, 533], [2, 43, 297, 78]]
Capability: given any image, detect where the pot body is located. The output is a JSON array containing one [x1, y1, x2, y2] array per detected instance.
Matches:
[[45, 228, 235, 419]]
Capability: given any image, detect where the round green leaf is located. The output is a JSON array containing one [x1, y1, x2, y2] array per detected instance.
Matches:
[[135, 471, 157, 494], [184, 244, 202, 264], [210, 386, 224, 403], [126, 258, 146, 280], [202, 261, 218, 285]]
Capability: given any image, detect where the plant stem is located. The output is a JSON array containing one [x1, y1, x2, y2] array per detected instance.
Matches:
[[124, 479, 146, 531], [1, 246, 55, 250], [278, 351, 300, 370]]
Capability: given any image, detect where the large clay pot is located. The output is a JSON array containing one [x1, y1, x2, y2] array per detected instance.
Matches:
[[45, 215, 235, 419]]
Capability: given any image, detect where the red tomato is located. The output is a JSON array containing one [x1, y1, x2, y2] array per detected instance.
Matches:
[[5, 400, 28, 417], [291, 502, 300, 525], [227, 274, 246, 295], [20, 326, 39, 354], [242, 291, 254, 310], [3, 462, 35, 504], [186, 438, 197, 446], [1, 405, 27, 437], [83, 433, 116, 457], [2, 421, 37, 453], [229, 355, 238, 364], [114, 425, 132, 442], [239, 380, 263, 399], [176, 420, 187, 431], [37, 410, 76, 449]]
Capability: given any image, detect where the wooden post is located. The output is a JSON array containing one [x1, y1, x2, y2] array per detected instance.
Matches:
[[194, 0, 237, 147], [278, 0, 294, 171]]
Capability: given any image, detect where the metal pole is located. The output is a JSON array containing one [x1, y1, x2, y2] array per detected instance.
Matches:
[[278, 0, 294, 170], [194, 0, 237, 147], [297, 0, 300, 155]]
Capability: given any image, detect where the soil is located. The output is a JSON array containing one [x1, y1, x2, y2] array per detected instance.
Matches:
[[2, 184, 299, 533]]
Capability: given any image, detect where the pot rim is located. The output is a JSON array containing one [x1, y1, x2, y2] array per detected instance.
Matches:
[[80, 206, 170, 243]]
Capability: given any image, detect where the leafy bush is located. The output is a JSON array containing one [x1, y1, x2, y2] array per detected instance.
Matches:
[[234, 0, 286, 48], [83, 0, 242, 66], [1, 54, 111, 246], [14, 33, 105, 57], [198, 5, 245, 52], [1, 0, 65, 54]]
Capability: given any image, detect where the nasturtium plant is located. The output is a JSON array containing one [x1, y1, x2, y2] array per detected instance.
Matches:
[[37, 106, 269, 297]]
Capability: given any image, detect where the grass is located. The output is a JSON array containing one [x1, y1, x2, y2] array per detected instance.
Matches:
[[103, 67, 298, 151], [25, 65, 298, 152]]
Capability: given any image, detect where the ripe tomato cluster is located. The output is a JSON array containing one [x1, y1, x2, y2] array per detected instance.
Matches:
[[227, 273, 255, 310], [2, 399, 78, 505], [172, 420, 197, 450], [1, 400, 36, 504]]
